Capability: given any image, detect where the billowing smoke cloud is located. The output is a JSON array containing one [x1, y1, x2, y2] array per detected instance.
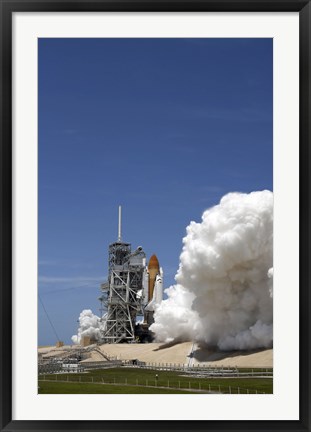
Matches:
[[71, 309, 101, 344], [151, 190, 273, 351]]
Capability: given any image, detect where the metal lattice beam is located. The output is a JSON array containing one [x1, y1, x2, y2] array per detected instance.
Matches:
[[100, 242, 146, 343]]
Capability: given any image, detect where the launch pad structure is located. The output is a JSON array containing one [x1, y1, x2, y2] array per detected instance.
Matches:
[[99, 207, 163, 344]]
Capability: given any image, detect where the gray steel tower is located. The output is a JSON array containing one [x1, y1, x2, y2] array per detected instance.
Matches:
[[99, 207, 146, 343]]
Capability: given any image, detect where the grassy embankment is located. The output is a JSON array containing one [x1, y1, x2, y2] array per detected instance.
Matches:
[[38, 382, 196, 394], [38, 367, 273, 394]]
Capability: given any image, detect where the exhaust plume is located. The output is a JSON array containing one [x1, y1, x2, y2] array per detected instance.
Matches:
[[151, 190, 273, 350], [71, 309, 101, 344]]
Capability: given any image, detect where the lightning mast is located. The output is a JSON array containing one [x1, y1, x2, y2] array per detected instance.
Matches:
[[100, 207, 146, 343]]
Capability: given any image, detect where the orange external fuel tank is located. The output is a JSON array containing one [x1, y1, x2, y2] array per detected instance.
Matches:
[[148, 254, 160, 301]]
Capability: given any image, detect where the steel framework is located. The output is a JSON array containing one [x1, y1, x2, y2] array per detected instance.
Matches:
[[100, 241, 146, 343]]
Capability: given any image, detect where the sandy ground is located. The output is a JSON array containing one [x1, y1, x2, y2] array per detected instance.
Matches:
[[38, 345, 82, 359], [191, 345, 273, 367], [79, 352, 108, 362], [98, 342, 273, 367], [98, 342, 193, 364], [38, 342, 273, 367], [38, 345, 77, 354]]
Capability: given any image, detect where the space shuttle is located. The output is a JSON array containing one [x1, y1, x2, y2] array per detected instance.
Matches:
[[143, 254, 163, 325]]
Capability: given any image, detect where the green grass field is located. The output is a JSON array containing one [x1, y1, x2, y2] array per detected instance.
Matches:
[[38, 367, 273, 394], [38, 381, 195, 394]]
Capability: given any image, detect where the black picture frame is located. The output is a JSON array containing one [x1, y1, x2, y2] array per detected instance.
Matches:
[[1, 1, 310, 431]]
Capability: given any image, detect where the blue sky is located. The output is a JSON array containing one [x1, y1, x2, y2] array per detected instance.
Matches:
[[38, 38, 273, 345]]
